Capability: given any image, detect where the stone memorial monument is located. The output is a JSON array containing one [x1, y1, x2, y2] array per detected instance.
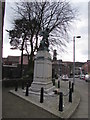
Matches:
[[29, 28, 55, 95]]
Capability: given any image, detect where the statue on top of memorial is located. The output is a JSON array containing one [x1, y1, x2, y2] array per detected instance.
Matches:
[[39, 28, 50, 51]]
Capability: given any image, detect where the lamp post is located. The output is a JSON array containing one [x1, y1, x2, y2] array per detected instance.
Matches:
[[73, 36, 81, 85]]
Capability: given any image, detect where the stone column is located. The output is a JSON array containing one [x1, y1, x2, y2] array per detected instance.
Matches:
[[29, 50, 55, 95]]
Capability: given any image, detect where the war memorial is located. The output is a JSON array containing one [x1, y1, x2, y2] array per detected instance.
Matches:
[[10, 28, 80, 118]]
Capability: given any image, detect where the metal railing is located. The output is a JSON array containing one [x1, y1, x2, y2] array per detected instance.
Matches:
[[14, 80, 74, 112]]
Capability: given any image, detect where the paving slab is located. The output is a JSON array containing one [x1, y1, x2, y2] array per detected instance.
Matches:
[[71, 78, 88, 118], [9, 80, 80, 118]]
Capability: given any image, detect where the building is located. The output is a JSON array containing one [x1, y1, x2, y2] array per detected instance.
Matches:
[[19, 54, 28, 65], [2, 54, 29, 79], [3, 56, 19, 66], [82, 60, 90, 74], [52, 59, 72, 78], [52, 59, 85, 78], [2, 53, 87, 79], [3, 54, 29, 66], [52, 50, 71, 77]]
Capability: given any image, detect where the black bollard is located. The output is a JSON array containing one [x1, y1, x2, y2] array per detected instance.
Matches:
[[69, 81, 71, 89], [15, 80, 18, 91], [40, 87, 44, 103], [72, 82, 74, 93], [25, 83, 29, 96], [59, 92, 63, 112], [22, 81, 24, 89], [69, 88, 72, 102], [58, 80, 60, 88], [52, 78, 55, 86]]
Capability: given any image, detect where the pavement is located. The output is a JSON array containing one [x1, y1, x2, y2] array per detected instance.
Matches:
[[70, 78, 88, 118], [7, 79, 80, 119]]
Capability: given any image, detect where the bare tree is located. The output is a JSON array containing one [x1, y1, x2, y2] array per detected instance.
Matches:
[[11, 0, 77, 51], [7, 0, 77, 77]]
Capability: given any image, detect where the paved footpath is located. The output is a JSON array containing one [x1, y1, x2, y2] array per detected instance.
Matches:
[[70, 78, 88, 118], [2, 87, 57, 118], [2, 79, 81, 119]]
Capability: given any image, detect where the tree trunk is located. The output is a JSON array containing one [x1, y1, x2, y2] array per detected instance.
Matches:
[[20, 40, 24, 78]]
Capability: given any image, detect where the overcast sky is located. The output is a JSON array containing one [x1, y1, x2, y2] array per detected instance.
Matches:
[[3, 0, 90, 62]]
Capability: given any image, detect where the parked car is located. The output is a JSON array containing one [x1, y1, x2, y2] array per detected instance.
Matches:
[[62, 74, 69, 81], [75, 74, 79, 78], [85, 74, 90, 82], [80, 74, 85, 80]]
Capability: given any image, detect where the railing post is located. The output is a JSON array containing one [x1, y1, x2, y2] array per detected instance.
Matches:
[[69, 81, 71, 89], [25, 83, 29, 96], [15, 80, 18, 91], [69, 88, 72, 102], [22, 81, 24, 89], [59, 92, 63, 112], [72, 82, 74, 92], [52, 78, 55, 86], [58, 80, 60, 88], [40, 87, 44, 103]]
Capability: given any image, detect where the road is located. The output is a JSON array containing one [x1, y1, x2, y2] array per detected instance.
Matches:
[[70, 78, 89, 118], [2, 78, 89, 118]]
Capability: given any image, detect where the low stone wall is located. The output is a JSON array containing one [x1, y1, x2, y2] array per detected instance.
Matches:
[[2, 77, 32, 88]]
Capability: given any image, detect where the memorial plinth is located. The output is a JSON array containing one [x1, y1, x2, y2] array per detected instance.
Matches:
[[29, 50, 55, 95]]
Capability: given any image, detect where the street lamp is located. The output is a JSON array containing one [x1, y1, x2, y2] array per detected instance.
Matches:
[[73, 36, 81, 85]]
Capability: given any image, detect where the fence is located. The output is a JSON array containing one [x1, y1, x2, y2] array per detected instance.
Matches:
[[14, 80, 74, 112]]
